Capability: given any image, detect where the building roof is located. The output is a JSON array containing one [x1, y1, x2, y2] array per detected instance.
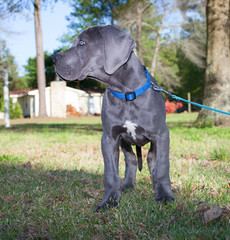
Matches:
[[9, 87, 105, 98], [9, 89, 37, 96]]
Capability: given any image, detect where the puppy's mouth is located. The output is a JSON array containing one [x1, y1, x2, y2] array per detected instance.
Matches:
[[55, 71, 70, 81], [55, 67, 86, 82]]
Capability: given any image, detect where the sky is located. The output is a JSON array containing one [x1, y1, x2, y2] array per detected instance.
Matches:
[[1, 1, 72, 76], [0, 1, 185, 77]]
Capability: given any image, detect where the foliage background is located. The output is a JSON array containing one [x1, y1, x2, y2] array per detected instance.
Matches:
[[0, 0, 207, 104]]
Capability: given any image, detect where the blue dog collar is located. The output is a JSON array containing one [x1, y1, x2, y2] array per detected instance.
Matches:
[[109, 67, 151, 101]]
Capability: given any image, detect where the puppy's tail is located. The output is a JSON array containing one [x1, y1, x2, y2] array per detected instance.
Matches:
[[136, 146, 142, 171]]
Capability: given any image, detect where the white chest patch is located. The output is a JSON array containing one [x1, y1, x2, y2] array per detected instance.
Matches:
[[123, 120, 138, 140]]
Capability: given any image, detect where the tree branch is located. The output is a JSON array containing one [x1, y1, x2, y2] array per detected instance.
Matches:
[[141, 22, 157, 32], [161, 21, 186, 29], [160, 38, 171, 44]]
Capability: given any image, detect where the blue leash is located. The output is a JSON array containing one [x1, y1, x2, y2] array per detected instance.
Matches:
[[151, 85, 230, 116], [109, 65, 230, 116]]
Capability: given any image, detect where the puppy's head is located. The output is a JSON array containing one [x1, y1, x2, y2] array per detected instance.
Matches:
[[53, 25, 135, 81]]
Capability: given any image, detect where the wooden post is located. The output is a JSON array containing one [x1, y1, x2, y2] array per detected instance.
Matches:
[[188, 92, 191, 113], [3, 69, 10, 128]]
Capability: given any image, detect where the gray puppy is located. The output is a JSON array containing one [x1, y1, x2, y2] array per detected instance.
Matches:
[[53, 25, 175, 211]]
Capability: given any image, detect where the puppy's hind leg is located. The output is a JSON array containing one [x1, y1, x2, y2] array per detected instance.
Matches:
[[147, 141, 157, 183]]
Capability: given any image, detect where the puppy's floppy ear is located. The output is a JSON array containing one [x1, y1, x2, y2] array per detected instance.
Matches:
[[100, 25, 136, 75]]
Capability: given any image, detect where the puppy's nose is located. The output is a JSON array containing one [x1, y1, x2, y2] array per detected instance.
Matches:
[[52, 54, 60, 65]]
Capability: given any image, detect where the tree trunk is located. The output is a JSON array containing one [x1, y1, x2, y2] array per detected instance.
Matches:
[[34, 0, 47, 117], [151, 30, 161, 75], [198, 0, 230, 126], [136, 3, 144, 64]]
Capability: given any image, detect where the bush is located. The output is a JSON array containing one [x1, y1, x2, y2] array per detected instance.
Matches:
[[0, 97, 23, 119], [11, 100, 23, 119], [0, 98, 4, 112], [165, 100, 183, 114]]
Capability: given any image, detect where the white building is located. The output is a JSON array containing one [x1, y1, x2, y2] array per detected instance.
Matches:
[[9, 81, 104, 118]]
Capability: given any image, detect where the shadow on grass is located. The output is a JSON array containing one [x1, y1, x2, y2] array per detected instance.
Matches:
[[0, 155, 229, 239], [0, 113, 198, 134], [0, 122, 103, 135], [0, 157, 105, 239]]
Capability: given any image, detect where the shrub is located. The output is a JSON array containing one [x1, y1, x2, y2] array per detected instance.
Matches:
[[11, 100, 23, 119], [0, 97, 23, 119], [165, 100, 183, 114]]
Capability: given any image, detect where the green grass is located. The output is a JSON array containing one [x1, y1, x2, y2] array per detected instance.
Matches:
[[0, 113, 229, 239]]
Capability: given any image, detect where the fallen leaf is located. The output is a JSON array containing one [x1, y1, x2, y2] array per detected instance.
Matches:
[[189, 153, 199, 160], [81, 178, 103, 184], [166, 215, 179, 226], [0, 195, 13, 203], [209, 189, 217, 196], [176, 172, 186, 176], [94, 214, 109, 224], [55, 196, 66, 202], [23, 227, 29, 233], [22, 161, 32, 168], [141, 196, 147, 200], [176, 203, 187, 212], [82, 188, 102, 198], [44, 200, 53, 206], [183, 162, 189, 168], [201, 161, 211, 167], [193, 200, 202, 205], [94, 234, 106, 240], [191, 185, 197, 193], [138, 223, 146, 229], [115, 209, 122, 225], [221, 205, 230, 220], [181, 153, 198, 160], [142, 175, 151, 181], [24, 200, 33, 205], [193, 212, 201, 219], [204, 205, 222, 224], [117, 231, 136, 240], [93, 224, 102, 230], [196, 203, 209, 212]]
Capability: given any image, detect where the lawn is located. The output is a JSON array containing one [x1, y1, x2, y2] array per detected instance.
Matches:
[[0, 113, 229, 239]]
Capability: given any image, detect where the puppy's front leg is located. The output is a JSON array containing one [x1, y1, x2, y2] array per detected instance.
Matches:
[[94, 133, 121, 211]]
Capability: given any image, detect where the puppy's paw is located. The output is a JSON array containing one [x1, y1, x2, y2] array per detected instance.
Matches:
[[94, 199, 119, 212], [122, 183, 135, 192], [155, 183, 175, 203], [94, 191, 120, 211]]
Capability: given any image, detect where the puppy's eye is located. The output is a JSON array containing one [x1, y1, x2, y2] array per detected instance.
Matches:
[[79, 40, 85, 46]]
